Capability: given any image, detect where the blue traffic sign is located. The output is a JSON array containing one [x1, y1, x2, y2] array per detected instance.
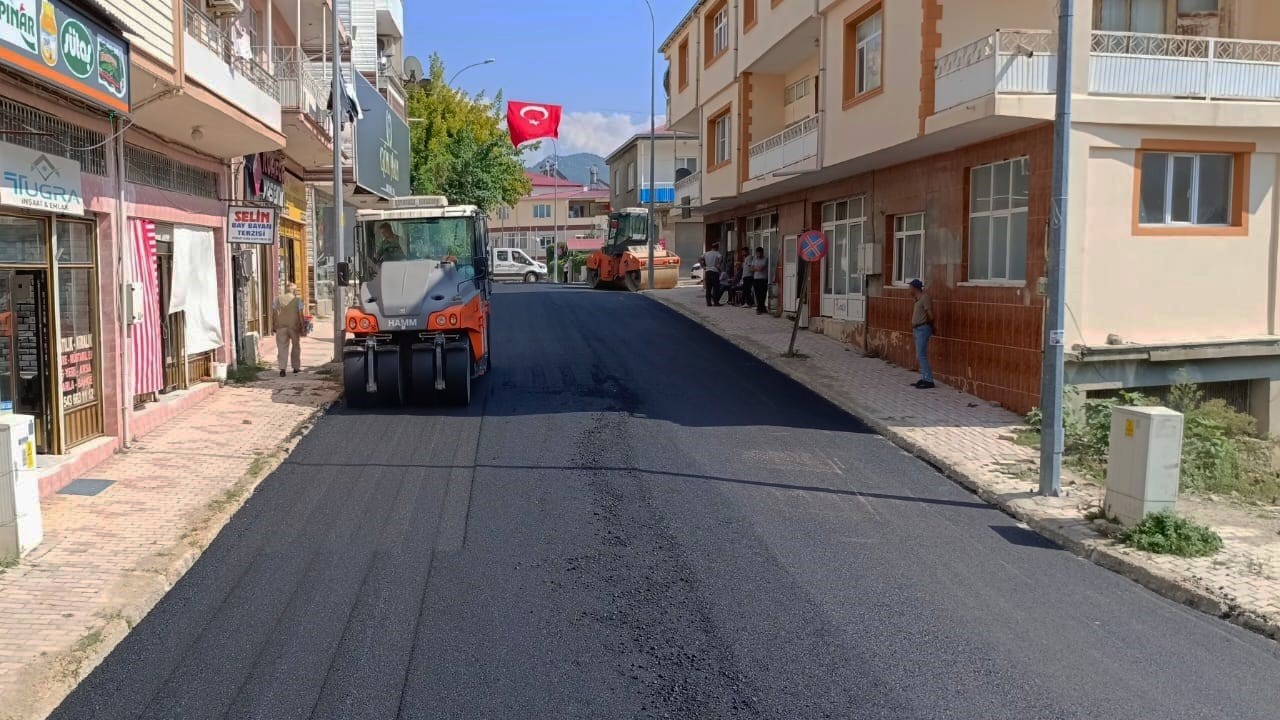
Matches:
[[798, 230, 828, 263]]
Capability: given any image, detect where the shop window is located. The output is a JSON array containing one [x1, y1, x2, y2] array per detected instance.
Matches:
[[0, 217, 48, 264]]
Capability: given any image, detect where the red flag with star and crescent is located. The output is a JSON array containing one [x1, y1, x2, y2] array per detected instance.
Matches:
[[507, 101, 563, 148]]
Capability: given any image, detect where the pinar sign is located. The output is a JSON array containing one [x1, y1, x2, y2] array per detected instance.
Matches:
[[0, 0, 130, 113], [227, 205, 278, 245]]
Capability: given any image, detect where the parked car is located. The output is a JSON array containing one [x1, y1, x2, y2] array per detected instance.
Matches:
[[690, 262, 704, 282], [491, 248, 547, 282]]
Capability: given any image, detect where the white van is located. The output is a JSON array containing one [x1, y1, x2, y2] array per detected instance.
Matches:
[[491, 248, 547, 282]]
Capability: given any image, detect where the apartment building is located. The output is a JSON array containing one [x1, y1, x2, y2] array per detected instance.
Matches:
[[604, 128, 704, 266], [491, 172, 612, 260], [0, 0, 407, 495], [662, 0, 1280, 432]]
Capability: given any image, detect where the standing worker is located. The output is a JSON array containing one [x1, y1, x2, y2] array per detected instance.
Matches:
[[702, 242, 722, 307], [749, 246, 769, 315], [272, 282, 304, 377], [909, 279, 935, 389]]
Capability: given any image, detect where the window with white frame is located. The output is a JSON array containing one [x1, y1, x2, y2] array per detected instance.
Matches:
[[822, 197, 866, 297], [784, 76, 813, 106], [713, 6, 729, 55], [533, 204, 552, 219], [714, 114, 730, 166], [496, 206, 510, 220], [1138, 152, 1233, 226], [746, 212, 778, 281], [677, 156, 699, 174], [851, 9, 883, 98], [628, 162, 636, 191], [893, 213, 925, 286], [969, 157, 1029, 282]]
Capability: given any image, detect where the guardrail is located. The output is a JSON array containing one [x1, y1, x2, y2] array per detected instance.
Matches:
[[184, 4, 276, 98]]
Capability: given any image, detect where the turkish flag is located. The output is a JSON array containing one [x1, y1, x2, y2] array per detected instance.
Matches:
[[507, 101, 563, 148]]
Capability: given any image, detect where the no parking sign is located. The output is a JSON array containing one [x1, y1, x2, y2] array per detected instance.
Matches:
[[798, 230, 828, 263]]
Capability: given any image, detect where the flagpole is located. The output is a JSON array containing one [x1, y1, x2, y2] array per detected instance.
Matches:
[[330, 4, 345, 363], [552, 139, 559, 283]]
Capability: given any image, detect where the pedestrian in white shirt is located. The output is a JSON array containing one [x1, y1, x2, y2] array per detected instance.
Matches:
[[748, 247, 769, 314]]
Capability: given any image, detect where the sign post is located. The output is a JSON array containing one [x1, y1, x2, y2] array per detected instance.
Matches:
[[788, 230, 828, 356]]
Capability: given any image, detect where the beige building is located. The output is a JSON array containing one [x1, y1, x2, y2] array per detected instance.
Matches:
[[604, 129, 704, 268], [491, 172, 611, 260], [663, 0, 1280, 432]]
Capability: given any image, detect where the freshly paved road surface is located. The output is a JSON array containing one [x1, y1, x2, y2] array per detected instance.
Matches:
[[54, 285, 1280, 719]]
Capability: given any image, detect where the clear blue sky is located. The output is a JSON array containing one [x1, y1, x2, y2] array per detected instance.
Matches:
[[404, 0, 691, 156]]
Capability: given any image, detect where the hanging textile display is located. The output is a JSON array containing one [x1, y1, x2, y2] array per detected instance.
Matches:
[[127, 218, 163, 395], [168, 225, 223, 355]]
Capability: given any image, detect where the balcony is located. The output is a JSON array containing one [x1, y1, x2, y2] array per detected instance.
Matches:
[[274, 48, 334, 168], [638, 182, 676, 204], [934, 30, 1057, 113], [182, 4, 281, 131], [675, 171, 700, 207], [1090, 31, 1280, 101], [377, 0, 404, 38], [376, 71, 407, 119], [748, 114, 818, 180]]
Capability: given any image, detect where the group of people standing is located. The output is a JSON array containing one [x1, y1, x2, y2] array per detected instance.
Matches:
[[700, 242, 771, 315]]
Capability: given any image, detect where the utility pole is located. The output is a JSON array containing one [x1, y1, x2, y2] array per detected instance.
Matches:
[[1040, 0, 1074, 497], [643, 0, 656, 290], [330, 4, 346, 363]]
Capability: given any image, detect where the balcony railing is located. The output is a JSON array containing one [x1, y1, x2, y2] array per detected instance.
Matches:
[[183, 4, 277, 98], [748, 114, 819, 179], [675, 171, 699, 194], [1091, 31, 1280, 101], [933, 29, 1057, 112], [272, 48, 333, 136], [638, 181, 675, 204]]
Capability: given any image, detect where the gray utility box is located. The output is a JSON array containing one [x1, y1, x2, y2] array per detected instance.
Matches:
[[1104, 406, 1184, 526]]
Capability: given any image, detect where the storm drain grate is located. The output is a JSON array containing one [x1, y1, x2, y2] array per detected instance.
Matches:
[[58, 479, 115, 497]]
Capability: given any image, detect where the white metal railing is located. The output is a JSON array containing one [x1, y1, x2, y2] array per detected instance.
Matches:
[[747, 114, 819, 179], [1091, 31, 1280, 101], [675, 171, 699, 193], [271, 49, 333, 136], [183, 4, 277, 98], [933, 29, 1056, 112]]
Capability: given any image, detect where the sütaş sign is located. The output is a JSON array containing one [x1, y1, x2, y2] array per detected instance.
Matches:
[[0, 141, 84, 215], [0, 0, 129, 113], [227, 205, 278, 245]]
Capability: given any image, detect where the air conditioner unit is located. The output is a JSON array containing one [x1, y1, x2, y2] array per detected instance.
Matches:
[[205, 0, 244, 16]]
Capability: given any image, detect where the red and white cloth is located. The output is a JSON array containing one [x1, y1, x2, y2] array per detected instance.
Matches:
[[506, 101, 562, 149], [127, 218, 163, 395]]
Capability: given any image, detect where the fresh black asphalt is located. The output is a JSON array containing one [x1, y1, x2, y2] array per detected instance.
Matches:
[[52, 284, 1280, 719]]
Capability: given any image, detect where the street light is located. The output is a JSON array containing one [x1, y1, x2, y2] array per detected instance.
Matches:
[[449, 58, 495, 86], [641, 0, 656, 291]]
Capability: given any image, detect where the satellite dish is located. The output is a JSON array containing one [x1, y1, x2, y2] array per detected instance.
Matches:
[[404, 56, 424, 84]]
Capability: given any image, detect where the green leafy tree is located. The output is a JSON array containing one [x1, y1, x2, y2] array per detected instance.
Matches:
[[407, 54, 531, 210]]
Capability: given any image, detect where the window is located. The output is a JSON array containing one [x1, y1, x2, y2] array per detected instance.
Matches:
[[893, 213, 925, 286], [744, 0, 757, 32], [533, 204, 552, 219], [822, 197, 867, 296], [968, 158, 1029, 282], [678, 38, 690, 90], [569, 204, 586, 219], [843, 5, 883, 107], [705, 1, 729, 64], [746, 212, 778, 281], [708, 108, 731, 169], [496, 250, 510, 262], [785, 76, 812, 106], [1138, 152, 1233, 226], [1097, 0, 1166, 33], [627, 162, 636, 191], [56, 222, 99, 420], [496, 206, 510, 220], [677, 156, 699, 174]]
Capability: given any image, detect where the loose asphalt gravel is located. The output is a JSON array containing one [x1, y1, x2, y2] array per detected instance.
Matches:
[[50, 284, 1280, 719]]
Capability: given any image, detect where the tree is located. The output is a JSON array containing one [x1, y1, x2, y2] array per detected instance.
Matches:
[[407, 54, 531, 211]]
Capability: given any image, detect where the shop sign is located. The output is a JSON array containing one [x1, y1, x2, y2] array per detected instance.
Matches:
[[227, 205, 278, 245], [0, 140, 84, 215], [0, 0, 129, 113], [353, 73, 409, 200], [283, 174, 306, 223], [244, 152, 285, 206], [59, 332, 94, 408]]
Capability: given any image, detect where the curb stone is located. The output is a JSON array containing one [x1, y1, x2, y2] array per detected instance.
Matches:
[[648, 292, 1280, 644], [6, 384, 339, 720]]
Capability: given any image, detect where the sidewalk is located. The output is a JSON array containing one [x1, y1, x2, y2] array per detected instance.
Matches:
[[652, 288, 1280, 642], [0, 322, 341, 720]]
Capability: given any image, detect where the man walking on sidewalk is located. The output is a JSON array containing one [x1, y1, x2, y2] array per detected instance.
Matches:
[[272, 282, 304, 377], [909, 279, 935, 389], [702, 242, 723, 306]]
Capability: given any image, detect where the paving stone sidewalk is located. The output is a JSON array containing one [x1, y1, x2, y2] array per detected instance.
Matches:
[[0, 323, 340, 720], [653, 288, 1280, 642]]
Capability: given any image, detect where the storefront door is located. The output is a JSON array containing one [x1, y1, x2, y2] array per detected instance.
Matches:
[[820, 197, 867, 323], [0, 270, 53, 453]]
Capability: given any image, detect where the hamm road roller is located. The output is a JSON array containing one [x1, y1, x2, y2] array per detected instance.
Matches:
[[340, 196, 492, 407], [584, 207, 680, 291]]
